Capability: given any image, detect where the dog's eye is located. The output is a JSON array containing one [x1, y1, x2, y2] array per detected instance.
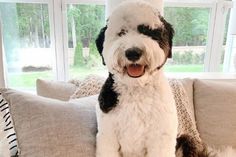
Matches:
[[138, 25, 151, 34], [118, 29, 127, 37]]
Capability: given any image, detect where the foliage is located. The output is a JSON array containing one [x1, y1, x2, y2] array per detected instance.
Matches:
[[171, 51, 204, 65], [73, 41, 102, 67], [0, 3, 50, 63], [0, 3, 230, 71], [89, 42, 101, 58], [87, 42, 103, 67], [73, 42, 83, 66], [16, 4, 50, 48], [164, 7, 209, 46], [67, 4, 105, 47]]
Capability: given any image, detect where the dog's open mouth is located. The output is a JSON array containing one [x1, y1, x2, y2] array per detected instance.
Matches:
[[126, 64, 145, 78]]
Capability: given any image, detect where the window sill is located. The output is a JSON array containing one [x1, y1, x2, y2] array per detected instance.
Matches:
[[166, 72, 236, 80]]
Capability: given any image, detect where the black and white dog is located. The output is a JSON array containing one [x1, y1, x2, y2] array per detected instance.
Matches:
[[95, 1, 236, 157], [95, 1, 177, 157]]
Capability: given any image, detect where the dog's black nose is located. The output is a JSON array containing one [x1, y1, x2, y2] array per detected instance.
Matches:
[[125, 47, 143, 62]]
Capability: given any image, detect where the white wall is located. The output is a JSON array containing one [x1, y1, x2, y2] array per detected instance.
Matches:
[[106, 0, 163, 17]]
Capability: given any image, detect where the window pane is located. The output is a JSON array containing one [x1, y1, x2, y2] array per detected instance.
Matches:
[[226, 35, 236, 72], [0, 3, 54, 90], [66, 4, 107, 79], [164, 7, 210, 72], [231, 37, 236, 72], [221, 10, 231, 72]]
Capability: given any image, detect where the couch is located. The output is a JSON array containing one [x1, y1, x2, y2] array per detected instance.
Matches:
[[0, 74, 236, 157]]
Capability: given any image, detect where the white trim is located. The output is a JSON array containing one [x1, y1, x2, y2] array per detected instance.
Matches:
[[223, 36, 234, 72], [164, 0, 214, 8], [164, 0, 233, 8], [52, 0, 67, 81], [65, 0, 104, 5], [204, 2, 217, 72], [223, 0, 236, 72], [0, 20, 6, 87], [62, 0, 69, 81], [166, 72, 236, 80], [205, 0, 233, 72], [0, 0, 49, 3], [48, 0, 57, 80]]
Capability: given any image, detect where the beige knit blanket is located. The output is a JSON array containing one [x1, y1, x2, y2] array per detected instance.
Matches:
[[169, 79, 206, 154], [169, 79, 201, 141]]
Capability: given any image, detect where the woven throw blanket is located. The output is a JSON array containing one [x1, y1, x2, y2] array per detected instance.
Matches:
[[70, 75, 105, 99], [169, 79, 201, 141], [169, 79, 206, 153]]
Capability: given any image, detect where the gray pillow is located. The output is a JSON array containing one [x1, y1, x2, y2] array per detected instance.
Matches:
[[36, 79, 77, 101], [194, 79, 236, 148], [0, 88, 97, 157]]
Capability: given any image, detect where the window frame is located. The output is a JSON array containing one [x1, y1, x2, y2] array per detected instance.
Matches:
[[165, 0, 233, 72], [0, 0, 233, 89], [0, 0, 57, 88], [0, 20, 6, 87], [61, 0, 106, 81], [61, 0, 232, 78]]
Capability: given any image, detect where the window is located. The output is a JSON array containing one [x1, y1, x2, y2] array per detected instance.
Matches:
[[164, 7, 211, 72], [65, 3, 107, 79], [0, 0, 233, 90], [0, 1, 55, 90]]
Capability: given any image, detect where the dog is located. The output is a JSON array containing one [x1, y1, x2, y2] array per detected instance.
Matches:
[[95, 1, 178, 157]]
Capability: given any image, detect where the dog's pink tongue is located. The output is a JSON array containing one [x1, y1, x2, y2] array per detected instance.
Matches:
[[127, 64, 145, 77]]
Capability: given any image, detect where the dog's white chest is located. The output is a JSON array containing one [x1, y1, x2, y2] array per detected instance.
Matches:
[[112, 85, 176, 157]]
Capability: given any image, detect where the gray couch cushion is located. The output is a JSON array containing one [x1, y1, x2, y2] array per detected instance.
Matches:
[[1, 88, 97, 157], [36, 79, 77, 101], [194, 79, 236, 148]]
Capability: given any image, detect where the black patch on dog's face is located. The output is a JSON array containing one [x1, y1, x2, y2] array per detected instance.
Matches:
[[98, 73, 119, 113], [96, 26, 107, 65], [137, 16, 174, 58], [176, 134, 210, 157]]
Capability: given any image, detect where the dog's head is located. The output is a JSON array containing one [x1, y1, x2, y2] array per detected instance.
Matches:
[[96, 0, 174, 85]]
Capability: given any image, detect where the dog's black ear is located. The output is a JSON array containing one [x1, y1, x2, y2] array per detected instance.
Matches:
[[159, 16, 174, 58], [98, 73, 119, 113], [96, 26, 107, 65]]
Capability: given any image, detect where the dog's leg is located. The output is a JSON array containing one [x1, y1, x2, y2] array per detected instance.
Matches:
[[96, 113, 120, 157], [146, 134, 176, 157], [96, 74, 120, 157], [96, 134, 120, 157]]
